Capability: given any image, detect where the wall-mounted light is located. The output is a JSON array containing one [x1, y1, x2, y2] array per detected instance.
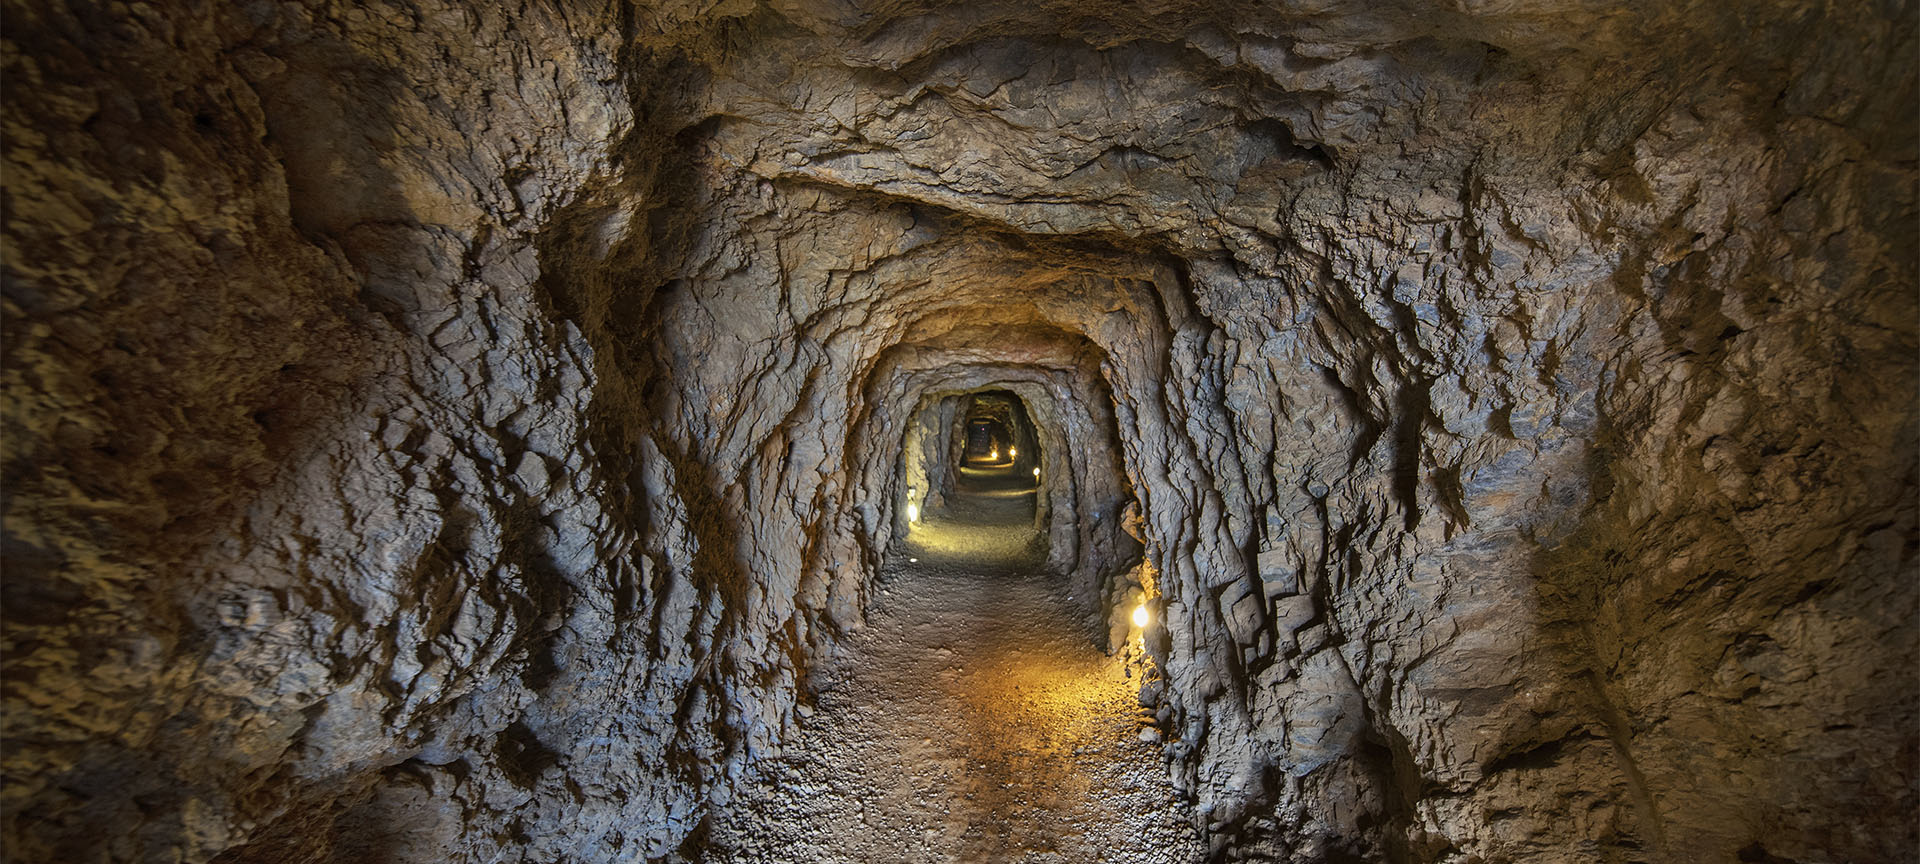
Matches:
[[1009, 446, 1018, 459], [990, 448, 999, 460], [1032, 467, 1041, 478], [1132, 603, 1150, 628]]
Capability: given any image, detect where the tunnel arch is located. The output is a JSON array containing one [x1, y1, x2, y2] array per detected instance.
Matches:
[[853, 342, 1144, 631], [793, 240, 1260, 799]]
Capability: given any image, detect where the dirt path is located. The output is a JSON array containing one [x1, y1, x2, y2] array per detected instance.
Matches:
[[697, 463, 1202, 863]]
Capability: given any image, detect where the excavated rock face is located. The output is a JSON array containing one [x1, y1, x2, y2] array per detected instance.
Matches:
[[3, 0, 1913, 862]]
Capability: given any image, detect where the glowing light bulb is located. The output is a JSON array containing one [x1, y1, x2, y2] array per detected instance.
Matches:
[[1032, 467, 1041, 478], [907, 503, 919, 523], [990, 448, 998, 460], [1009, 446, 1018, 459], [1132, 604, 1150, 628]]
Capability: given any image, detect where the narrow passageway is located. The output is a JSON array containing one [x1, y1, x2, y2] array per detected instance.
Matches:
[[6, 4, 1909, 861], [698, 457, 1201, 863]]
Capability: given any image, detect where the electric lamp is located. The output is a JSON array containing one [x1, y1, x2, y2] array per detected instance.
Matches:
[[1132, 603, 1150, 628]]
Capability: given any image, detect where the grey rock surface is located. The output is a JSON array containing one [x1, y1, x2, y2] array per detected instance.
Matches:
[[2, 0, 1913, 862]]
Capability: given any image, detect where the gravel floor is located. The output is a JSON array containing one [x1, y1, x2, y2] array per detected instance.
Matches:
[[692, 463, 1203, 863]]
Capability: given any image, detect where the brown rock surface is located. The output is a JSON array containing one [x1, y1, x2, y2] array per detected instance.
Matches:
[[3, 0, 1913, 862]]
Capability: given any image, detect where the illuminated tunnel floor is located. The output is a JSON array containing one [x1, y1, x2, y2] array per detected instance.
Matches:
[[909, 462, 1044, 563], [698, 469, 1201, 863]]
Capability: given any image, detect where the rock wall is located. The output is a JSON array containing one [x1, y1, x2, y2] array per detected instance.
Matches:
[[3, 1, 740, 860], [3, 0, 1913, 862]]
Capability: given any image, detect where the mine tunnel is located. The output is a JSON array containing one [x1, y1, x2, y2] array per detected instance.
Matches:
[[2, 2, 1916, 863]]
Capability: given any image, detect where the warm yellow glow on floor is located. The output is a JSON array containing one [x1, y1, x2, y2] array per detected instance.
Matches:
[[721, 451, 1192, 860], [904, 514, 1037, 560]]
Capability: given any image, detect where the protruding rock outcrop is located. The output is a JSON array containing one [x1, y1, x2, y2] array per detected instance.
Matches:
[[4, 1, 1913, 862]]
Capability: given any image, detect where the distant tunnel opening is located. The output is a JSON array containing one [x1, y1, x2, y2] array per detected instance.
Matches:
[[954, 389, 1043, 509], [898, 388, 1047, 565], [877, 359, 1145, 654]]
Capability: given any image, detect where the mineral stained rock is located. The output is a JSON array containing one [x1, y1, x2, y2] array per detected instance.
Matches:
[[2, 0, 1913, 862]]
